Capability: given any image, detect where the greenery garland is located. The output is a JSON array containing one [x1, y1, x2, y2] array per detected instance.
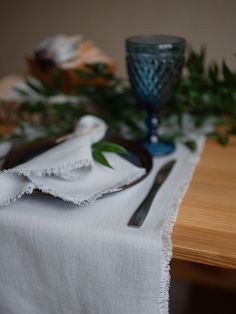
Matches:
[[13, 48, 236, 151]]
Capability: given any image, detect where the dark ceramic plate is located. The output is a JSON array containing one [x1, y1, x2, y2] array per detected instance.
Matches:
[[3, 136, 153, 197]]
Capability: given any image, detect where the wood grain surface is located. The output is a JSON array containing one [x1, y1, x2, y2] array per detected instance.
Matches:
[[173, 137, 236, 269]]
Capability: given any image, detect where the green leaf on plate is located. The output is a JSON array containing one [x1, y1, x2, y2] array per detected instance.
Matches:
[[92, 141, 128, 168], [92, 141, 128, 155], [92, 149, 113, 168]]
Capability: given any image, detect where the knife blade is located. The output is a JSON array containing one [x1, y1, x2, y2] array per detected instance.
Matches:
[[128, 159, 176, 228]]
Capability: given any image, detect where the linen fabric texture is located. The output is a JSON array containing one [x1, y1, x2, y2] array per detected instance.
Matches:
[[0, 130, 205, 314], [0, 115, 145, 207]]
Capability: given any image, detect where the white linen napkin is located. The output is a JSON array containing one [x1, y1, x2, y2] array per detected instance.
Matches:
[[0, 115, 146, 206]]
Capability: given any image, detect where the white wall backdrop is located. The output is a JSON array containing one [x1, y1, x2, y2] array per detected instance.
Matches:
[[1, 0, 236, 77]]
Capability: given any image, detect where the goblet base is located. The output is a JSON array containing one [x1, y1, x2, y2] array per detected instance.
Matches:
[[143, 140, 175, 156]]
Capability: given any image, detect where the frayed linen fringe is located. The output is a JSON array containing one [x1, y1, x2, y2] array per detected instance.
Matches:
[[0, 158, 145, 206], [0, 183, 35, 206], [8, 159, 92, 178], [31, 169, 146, 206], [158, 136, 206, 314]]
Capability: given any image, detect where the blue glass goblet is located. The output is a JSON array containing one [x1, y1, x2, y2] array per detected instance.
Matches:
[[126, 35, 186, 156]]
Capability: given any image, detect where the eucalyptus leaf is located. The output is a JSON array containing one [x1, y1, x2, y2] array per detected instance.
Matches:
[[91, 141, 128, 168], [92, 141, 128, 154], [92, 150, 113, 169]]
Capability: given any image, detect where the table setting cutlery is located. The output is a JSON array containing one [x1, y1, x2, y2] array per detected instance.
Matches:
[[128, 159, 176, 227]]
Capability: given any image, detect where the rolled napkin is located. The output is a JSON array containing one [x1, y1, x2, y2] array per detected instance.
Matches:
[[0, 115, 146, 206]]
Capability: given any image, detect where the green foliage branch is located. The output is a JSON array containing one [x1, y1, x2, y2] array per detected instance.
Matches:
[[13, 48, 236, 152]]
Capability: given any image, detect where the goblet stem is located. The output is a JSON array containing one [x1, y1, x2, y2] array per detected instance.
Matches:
[[143, 111, 175, 156], [146, 112, 160, 145]]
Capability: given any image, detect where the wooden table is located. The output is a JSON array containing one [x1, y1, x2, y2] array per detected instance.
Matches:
[[0, 75, 236, 271], [173, 137, 236, 270]]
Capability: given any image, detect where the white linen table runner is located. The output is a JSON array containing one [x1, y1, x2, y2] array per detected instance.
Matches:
[[0, 136, 205, 314]]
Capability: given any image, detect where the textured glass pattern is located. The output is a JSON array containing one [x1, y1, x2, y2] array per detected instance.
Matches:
[[126, 35, 186, 156], [127, 53, 185, 111]]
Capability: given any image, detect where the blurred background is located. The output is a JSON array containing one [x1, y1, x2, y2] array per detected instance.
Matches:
[[1, 0, 236, 78], [1, 1, 236, 313]]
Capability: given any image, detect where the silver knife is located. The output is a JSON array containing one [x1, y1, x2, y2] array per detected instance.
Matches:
[[128, 159, 176, 228]]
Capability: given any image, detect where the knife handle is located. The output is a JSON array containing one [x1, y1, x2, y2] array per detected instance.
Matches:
[[127, 159, 176, 228], [128, 182, 160, 227]]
